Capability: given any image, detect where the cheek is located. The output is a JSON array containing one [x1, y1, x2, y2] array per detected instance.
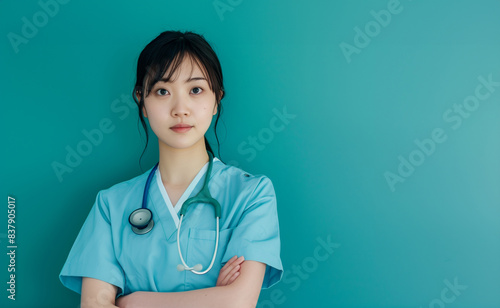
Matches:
[[200, 102, 213, 114], [145, 112, 167, 132], [197, 107, 214, 126], [147, 116, 161, 133]]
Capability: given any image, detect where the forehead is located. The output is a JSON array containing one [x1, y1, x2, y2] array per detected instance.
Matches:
[[162, 54, 207, 81]]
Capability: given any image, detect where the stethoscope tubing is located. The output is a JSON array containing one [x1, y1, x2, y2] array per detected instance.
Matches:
[[142, 162, 159, 209], [177, 215, 220, 275], [129, 151, 221, 275]]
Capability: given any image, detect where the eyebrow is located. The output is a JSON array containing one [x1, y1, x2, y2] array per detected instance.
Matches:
[[159, 76, 207, 83]]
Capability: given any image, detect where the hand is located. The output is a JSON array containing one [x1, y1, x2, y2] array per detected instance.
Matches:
[[216, 255, 244, 286]]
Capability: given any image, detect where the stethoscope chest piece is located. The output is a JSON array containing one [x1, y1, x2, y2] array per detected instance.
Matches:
[[129, 208, 154, 235], [128, 153, 220, 274]]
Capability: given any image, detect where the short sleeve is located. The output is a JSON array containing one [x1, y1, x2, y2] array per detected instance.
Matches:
[[59, 190, 125, 297], [222, 176, 283, 288]]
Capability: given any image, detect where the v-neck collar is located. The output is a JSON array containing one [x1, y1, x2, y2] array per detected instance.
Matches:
[[155, 158, 219, 228], [148, 157, 222, 241]]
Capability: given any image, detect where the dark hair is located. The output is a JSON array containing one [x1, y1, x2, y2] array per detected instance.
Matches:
[[132, 30, 225, 167]]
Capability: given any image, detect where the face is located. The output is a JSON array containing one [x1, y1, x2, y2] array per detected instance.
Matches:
[[140, 55, 218, 151]]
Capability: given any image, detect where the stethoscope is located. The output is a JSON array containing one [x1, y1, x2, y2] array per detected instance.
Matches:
[[128, 151, 221, 275]]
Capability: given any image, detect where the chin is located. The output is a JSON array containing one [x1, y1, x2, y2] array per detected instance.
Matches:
[[159, 135, 205, 150], [161, 140, 198, 150]]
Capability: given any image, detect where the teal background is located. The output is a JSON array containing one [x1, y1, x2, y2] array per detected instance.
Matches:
[[1, 0, 500, 307]]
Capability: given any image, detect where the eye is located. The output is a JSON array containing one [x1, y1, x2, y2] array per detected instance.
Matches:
[[191, 87, 203, 95], [156, 88, 168, 96]]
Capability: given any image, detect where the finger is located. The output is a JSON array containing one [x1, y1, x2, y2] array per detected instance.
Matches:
[[221, 256, 238, 271], [219, 256, 240, 278], [225, 256, 244, 270], [217, 256, 238, 286], [227, 271, 240, 285], [225, 255, 237, 266], [217, 256, 246, 286], [233, 255, 244, 264], [221, 264, 240, 286], [223, 260, 243, 284], [226, 264, 241, 280], [220, 256, 244, 283], [235, 256, 245, 265]]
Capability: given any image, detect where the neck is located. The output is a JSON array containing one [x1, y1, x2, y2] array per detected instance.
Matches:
[[157, 139, 210, 186]]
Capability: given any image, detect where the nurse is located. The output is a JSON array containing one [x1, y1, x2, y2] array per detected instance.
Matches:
[[59, 30, 283, 308]]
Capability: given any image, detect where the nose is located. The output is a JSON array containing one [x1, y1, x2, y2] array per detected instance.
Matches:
[[170, 94, 190, 118]]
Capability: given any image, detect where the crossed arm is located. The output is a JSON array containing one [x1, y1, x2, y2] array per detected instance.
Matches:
[[80, 256, 266, 308]]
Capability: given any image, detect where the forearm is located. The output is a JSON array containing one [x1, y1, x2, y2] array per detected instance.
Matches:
[[81, 277, 120, 308], [129, 284, 254, 308], [116, 260, 265, 308]]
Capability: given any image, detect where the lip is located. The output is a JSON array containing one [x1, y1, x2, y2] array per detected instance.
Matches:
[[171, 124, 192, 128], [170, 124, 193, 133]]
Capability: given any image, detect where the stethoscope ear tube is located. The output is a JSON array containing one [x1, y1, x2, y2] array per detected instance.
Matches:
[[180, 152, 221, 218], [129, 153, 221, 274]]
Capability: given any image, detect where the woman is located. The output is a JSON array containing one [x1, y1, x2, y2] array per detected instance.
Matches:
[[59, 30, 283, 308]]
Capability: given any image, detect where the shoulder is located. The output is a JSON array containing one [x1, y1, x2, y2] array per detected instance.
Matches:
[[95, 166, 153, 208], [212, 158, 276, 198]]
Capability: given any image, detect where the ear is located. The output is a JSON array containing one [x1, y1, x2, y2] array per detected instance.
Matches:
[[212, 102, 218, 116], [213, 90, 223, 116]]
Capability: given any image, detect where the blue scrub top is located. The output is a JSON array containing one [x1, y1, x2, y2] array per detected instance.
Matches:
[[59, 157, 283, 297]]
